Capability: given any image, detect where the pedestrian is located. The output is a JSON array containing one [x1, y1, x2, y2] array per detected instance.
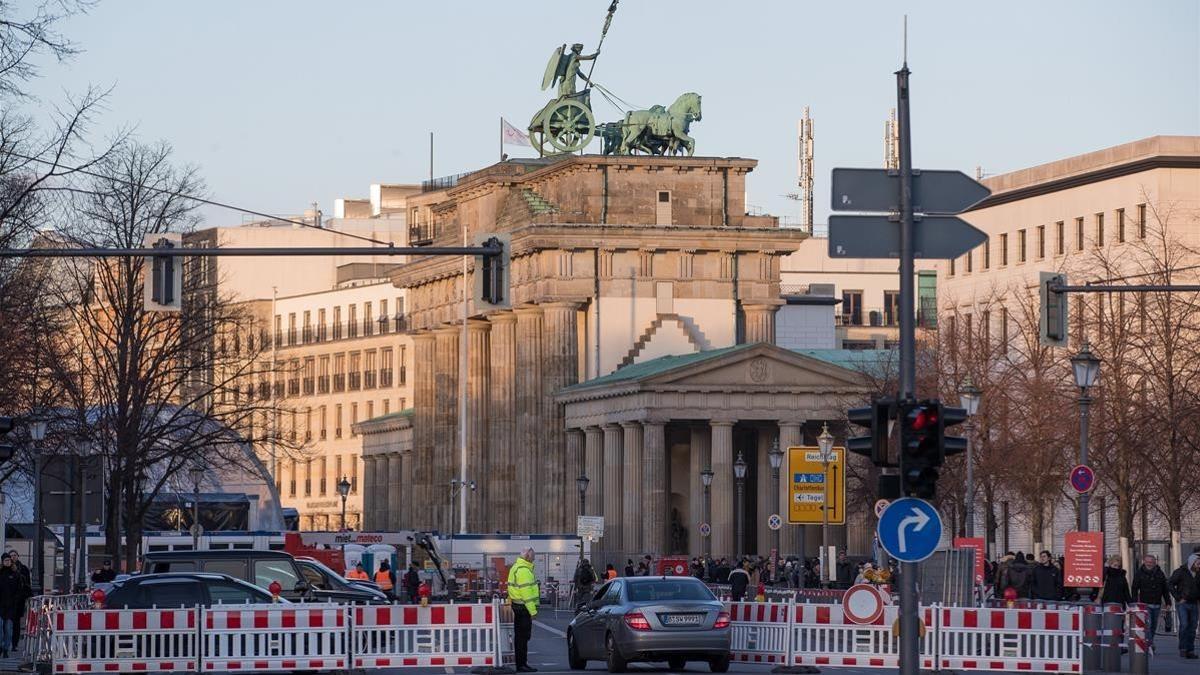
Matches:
[[403, 564, 421, 604], [1031, 551, 1063, 601], [573, 559, 596, 607], [1132, 554, 1171, 650], [1000, 551, 1032, 599], [729, 560, 751, 601], [346, 562, 369, 581], [605, 563, 617, 580], [994, 551, 1015, 589], [507, 548, 540, 673], [642, 554, 653, 575], [855, 562, 874, 585], [1167, 553, 1200, 659], [374, 560, 396, 600], [6, 551, 29, 650], [716, 558, 731, 584], [1099, 555, 1131, 608], [623, 559, 635, 577], [836, 551, 854, 589], [91, 559, 117, 584], [0, 554, 21, 658]]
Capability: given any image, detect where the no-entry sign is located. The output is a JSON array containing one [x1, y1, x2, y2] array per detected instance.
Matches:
[[1064, 531, 1104, 587]]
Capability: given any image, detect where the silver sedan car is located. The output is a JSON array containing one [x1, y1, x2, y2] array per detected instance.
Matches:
[[567, 576, 731, 673]]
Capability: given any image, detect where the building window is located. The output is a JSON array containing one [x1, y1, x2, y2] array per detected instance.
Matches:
[[1000, 233, 1008, 266], [366, 400, 374, 420], [350, 454, 359, 493], [289, 460, 297, 497], [884, 290, 900, 327], [1037, 225, 1045, 259], [1117, 208, 1125, 242], [319, 457, 328, 496], [303, 310, 312, 343], [363, 301, 373, 336], [364, 350, 377, 389], [304, 460, 312, 496], [983, 238, 991, 269], [288, 313, 297, 345], [319, 405, 327, 440], [379, 299, 389, 334], [274, 315, 282, 347], [1095, 213, 1104, 247], [965, 249, 973, 273], [303, 357, 315, 395], [335, 456, 343, 487], [332, 306, 342, 339], [398, 345, 407, 385], [380, 347, 393, 387], [383, 399, 390, 415], [318, 356, 330, 393], [350, 402, 359, 437], [1018, 229, 1026, 263], [347, 304, 358, 338], [1075, 217, 1084, 251], [1137, 203, 1146, 238], [1056, 221, 1065, 255], [334, 354, 346, 392], [949, 258, 955, 276], [841, 290, 863, 326], [304, 407, 312, 441], [317, 308, 327, 341], [335, 404, 343, 439], [349, 352, 362, 390], [1000, 307, 1009, 351], [982, 310, 991, 347]]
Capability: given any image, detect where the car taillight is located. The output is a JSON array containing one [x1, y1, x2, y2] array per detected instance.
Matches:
[[624, 612, 652, 631], [713, 611, 730, 629]]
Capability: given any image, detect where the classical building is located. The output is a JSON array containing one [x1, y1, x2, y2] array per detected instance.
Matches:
[[373, 154, 877, 558]]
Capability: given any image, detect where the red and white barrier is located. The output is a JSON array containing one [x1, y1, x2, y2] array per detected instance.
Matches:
[[51, 608, 199, 673], [938, 606, 1081, 672], [352, 603, 512, 669], [202, 605, 349, 671]]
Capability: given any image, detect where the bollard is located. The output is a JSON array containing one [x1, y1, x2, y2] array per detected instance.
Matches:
[[1101, 604, 1124, 673], [1127, 604, 1148, 675], [1082, 606, 1101, 672]]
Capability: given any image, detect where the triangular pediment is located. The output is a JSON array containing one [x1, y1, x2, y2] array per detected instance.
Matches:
[[647, 343, 867, 390]]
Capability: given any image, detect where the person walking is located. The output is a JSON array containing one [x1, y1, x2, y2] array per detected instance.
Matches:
[[1031, 551, 1063, 601], [6, 551, 29, 650], [573, 559, 596, 607], [91, 559, 117, 584], [1132, 554, 1171, 651], [374, 560, 396, 600], [507, 548, 540, 673], [835, 551, 854, 589], [1099, 555, 1131, 608], [729, 560, 751, 601], [623, 559, 635, 577], [1000, 551, 1033, 599], [403, 564, 421, 604], [1168, 554, 1200, 659], [0, 554, 22, 658]]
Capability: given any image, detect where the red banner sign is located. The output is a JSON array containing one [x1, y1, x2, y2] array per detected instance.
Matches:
[[1064, 531, 1104, 587], [953, 537, 987, 584]]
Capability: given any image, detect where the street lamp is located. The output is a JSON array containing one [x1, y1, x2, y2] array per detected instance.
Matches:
[[733, 451, 747, 559], [1071, 341, 1101, 533], [576, 474, 590, 517], [70, 433, 92, 589], [337, 476, 351, 530], [959, 376, 982, 538], [768, 438, 784, 583], [29, 419, 47, 596], [817, 423, 834, 588], [189, 463, 205, 550], [700, 468, 713, 559]]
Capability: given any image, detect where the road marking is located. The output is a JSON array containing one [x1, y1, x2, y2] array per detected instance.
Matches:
[[534, 619, 567, 637]]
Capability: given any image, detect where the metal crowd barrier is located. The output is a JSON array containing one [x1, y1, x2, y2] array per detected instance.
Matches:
[[44, 599, 514, 674], [21, 594, 91, 667]]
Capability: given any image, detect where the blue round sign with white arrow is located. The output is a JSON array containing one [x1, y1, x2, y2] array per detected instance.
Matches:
[[877, 497, 943, 563]]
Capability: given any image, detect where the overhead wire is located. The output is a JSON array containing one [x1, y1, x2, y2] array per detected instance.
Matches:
[[9, 151, 395, 247]]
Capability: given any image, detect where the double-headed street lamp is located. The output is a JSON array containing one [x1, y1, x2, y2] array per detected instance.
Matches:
[[817, 423, 834, 588], [733, 451, 747, 559], [337, 476, 352, 530], [700, 468, 713, 559], [767, 439, 784, 583], [1071, 341, 1101, 532], [30, 418, 47, 595], [959, 376, 982, 538], [189, 463, 205, 550]]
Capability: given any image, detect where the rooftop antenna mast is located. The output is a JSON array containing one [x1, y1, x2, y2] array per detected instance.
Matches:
[[797, 106, 814, 232]]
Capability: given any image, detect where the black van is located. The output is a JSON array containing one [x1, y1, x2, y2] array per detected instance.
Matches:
[[141, 549, 385, 604]]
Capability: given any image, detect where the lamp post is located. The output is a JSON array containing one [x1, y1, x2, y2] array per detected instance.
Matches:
[[576, 474, 589, 517], [768, 438, 784, 583], [959, 377, 982, 538], [700, 468, 713, 559], [72, 433, 92, 589], [1071, 341, 1101, 533], [817, 423, 834, 588], [337, 476, 351, 530], [733, 451, 747, 559], [29, 419, 47, 596], [189, 463, 205, 550]]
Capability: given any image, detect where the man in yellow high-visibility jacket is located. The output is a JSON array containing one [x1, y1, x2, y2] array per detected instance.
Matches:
[[507, 548, 540, 672]]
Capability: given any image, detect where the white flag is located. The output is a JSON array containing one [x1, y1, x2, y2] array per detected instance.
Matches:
[[501, 118, 531, 147]]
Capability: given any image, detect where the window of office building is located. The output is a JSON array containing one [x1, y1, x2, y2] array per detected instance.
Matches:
[[349, 352, 362, 390], [318, 457, 327, 496], [350, 402, 358, 436], [1117, 208, 1125, 242], [363, 301, 373, 336], [317, 308, 326, 341], [319, 405, 327, 440], [1000, 307, 1009, 351], [842, 290, 863, 325], [364, 350, 377, 389], [335, 404, 343, 439], [350, 454, 359, 493], [366, 400, 374, 420], [884, 290, 900, 326], [334, 354, 346, 392], [348, 304, 358, 337], [965, 250, 972, 273], [1095, 213, 1104, 247], [381, 347, 394, 387], [332, 306, 342, 339], [1137, 204, 1147, 238], [399, 345, 407, 385], [1075, 217, 1084, 251], [383, 399, 390, 415], [1018, 229, 1026, 263], [1000, 233, 1008, 266], [1056, 221, 1065, 255], [983, 238, 990, 269], [1037, 225, 1045, 259]]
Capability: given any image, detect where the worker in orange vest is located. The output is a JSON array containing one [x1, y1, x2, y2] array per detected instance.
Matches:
[[374, 560, 396, 599], [346, 562, 369, 581]]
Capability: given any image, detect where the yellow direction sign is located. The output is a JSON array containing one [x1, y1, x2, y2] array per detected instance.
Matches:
[[787, 446, 846, 525]]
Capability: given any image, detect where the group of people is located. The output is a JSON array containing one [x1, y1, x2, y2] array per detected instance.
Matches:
[[0, 551, 32, 658], [991, 548, 1200, 658], [345, 560, 423, 603]]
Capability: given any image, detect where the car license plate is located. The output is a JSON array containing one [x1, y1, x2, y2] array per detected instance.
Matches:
[[662, 614, 703, 626]]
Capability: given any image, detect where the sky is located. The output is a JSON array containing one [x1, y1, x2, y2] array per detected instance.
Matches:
[[19, 0, 1200, 228]]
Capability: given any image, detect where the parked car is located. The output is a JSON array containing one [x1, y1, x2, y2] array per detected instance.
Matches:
[[102, 573, 282, 608], [140, 549, 382, 604], [295, 556, 388, 603], [566, 576, 731, 673]]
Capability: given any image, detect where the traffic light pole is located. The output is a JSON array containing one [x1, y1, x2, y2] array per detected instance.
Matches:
[[896, 61, 920, 675]]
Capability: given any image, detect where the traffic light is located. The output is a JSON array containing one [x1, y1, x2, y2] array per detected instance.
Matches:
[[940, 405, 969, 460], [474, 233, 510, 310], [847, 396, 894, 467], [0, 417, 14, 467], [143, 233, 183, 312], [900, 400, 941, 499], [1040, 271, 1068, 346]]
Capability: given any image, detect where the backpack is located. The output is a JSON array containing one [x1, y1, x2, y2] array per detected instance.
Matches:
[[1006, 563, 1030, 593]]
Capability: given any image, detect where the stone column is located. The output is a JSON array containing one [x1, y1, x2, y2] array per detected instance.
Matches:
[[362, 456, 378, 531], [710, 419, 735, 559], [688, 426, 712, 558], [778, 420, 805, 556], [566, 429, 585, 523], [742, 301, 783, 344], [757, 427, 778, 555], [642, 420, 668, 555], [374, 455, 390, 529], [602, 424, 624, 552], [621, 422, 643, 554], [514, 306, 544, 532], [487, 312, 518, 532], [399, 451, 413, 529], [541, 302, 580, 532], [466, 319, 491, 532], [584, 426, 604, 521], [412, 332, 437, 529], [388, 451, 402, 528], [433, 326, 460, 532]]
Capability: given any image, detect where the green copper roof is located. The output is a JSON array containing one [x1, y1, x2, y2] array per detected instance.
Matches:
[[361, 408, 415, 424]]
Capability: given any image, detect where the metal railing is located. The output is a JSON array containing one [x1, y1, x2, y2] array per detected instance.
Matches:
[[838, 307, 900, 327]]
